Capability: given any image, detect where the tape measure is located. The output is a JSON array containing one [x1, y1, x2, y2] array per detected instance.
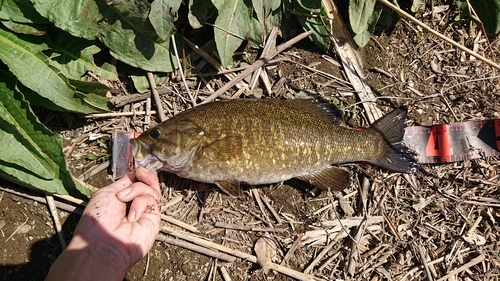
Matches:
[[404, 119, 500, 163]]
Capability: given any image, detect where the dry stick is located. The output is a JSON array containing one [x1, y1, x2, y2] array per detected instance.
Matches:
[[46, 194, 67, 250], [147, 72, 167, 122], [261, 194, 283, 224], [85, 110, 158, 118], [280, 233, 304, 266], [156, 233, 236, 263], [5, 213, 28, 242], [304, 228, 347, 274], [77, 161, 109, 182], [171, 34, 196, 107], [251, 189, 271, 226], [183, 37, 248, 92], [322, 0, 382, 123], [436, 254, 486, 281], [379, 0, 500, 71], [200, 30, 314, 105], [161, 214, 199, 233], [161, 226, 320, 281], [347, 218, 367, 276], [219, 267, 232, 281], [249, 26, 279, 92], [416, 242, 434, 281]]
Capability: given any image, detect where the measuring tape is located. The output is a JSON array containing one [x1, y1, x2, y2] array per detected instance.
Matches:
[[404, 119, 500, 163]]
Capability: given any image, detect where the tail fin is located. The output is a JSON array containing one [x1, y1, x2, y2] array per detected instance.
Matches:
[[370, 107, 417, 173]]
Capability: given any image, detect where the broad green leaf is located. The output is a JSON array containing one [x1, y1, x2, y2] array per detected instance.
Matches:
[[353, 3, 382, 47], [149, 0, 182, 41], [349, 0, 376, 34], [213, 0, 253, 67], [0, 0, 48, 24], [469, 0, 500, 35], [31, 0, 101, 40], [1, 21, 46, 35], [411, 0, 425, 13], [188, 0, 216, 29], [49, 31, 118, 80], [0, 26, 110, 113], [0, 81, 92, 198], [252, 0, 281, 23], [32, 0, 177, 72], [0, 131, 53, 179], [294, 0, 331, 50]]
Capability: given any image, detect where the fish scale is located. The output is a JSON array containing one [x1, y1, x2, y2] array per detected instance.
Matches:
[[130, 99, 416, 197]]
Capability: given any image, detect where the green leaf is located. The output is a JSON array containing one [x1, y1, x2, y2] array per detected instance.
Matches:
[[31, 0, 101, 40], [0, 26, 110, 113], [0, 80, 92, 198], [32, 0, 177, 72], [353, 3, 382, 47], [294, 0, 331, 50], [0, 0, 49, 24], [469, 0, 500, 35], [1, 21, 46, 36], [213, 0, 253, 67], [188, 0, 216, 29], [411, 0, 425, 13], [49, 31, 118, 80], [349, 0, 376, 34], [149, 0, 182, 41]]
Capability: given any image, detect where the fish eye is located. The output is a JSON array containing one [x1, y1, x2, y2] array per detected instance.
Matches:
[[150, 130, 160, 139]]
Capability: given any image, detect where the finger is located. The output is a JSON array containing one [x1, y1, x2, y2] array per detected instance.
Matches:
[[126, 193, 160, 222], [103, 170, 137, 192], [134, 167, 160, 192], [116, 181, 161, 203]]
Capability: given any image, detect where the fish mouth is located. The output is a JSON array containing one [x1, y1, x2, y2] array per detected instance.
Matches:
[[129, 138, 164, 172]]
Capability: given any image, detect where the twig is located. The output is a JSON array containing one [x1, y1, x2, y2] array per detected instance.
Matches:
[[200, 30, 313, 104], [77, 161, 109, 182], [84, 110, 158, 118], [251, 189, 271, 225], [261, 194, 283, 224], [160, 225, 320, 280], [5, 212, 28, 242], [147, 72, 167, 122], [280, 233, 303, 265], [214, 222, 279, 232], [46, 194, 67, 250], [219, 266, 232, 281], [249, 26, 278, 92], [304, 227, 347, 274], [436, 254, 486, 281], [171, 34, 196, 107], [379, 0, 500, 70], [156, 233, 236, 262], [161, 214, 199, 233], [416, 242, 434, 281]]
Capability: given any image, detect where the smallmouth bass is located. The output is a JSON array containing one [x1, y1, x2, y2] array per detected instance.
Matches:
[[130, 99, 416, 197]]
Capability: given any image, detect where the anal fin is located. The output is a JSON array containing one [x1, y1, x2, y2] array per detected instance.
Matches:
[[215, 180, 242, 198], [295, 167, 350, 191]]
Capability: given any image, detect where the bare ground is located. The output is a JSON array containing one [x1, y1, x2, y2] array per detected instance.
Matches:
[[1, 2, 499, 281]]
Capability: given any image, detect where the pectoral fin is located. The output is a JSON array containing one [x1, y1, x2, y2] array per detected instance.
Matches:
[[296, 167, 350, 191], [202, 136, 243, 161], [215, 180, 242, 198]]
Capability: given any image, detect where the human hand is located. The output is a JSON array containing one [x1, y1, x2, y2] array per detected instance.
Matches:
[[46, 167, 161, 281]]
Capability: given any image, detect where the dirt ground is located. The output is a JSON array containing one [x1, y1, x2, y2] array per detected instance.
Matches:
[[1, 2, 499, 281]]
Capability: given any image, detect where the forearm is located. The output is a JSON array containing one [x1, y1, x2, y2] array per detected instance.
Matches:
[[45, 235, 129, 281]]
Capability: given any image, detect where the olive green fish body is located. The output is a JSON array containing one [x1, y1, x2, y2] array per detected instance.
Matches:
[[131, 99, 415, 196]]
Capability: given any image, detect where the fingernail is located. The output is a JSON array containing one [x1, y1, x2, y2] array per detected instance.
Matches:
[[116, 187, 131, 199], [128, 210, 136, 221]]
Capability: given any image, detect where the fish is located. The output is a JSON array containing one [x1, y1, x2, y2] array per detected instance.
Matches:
[[130, 99, 416, 197]]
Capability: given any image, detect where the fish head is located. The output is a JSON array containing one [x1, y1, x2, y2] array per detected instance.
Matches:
[[130, 120, 205, 173]]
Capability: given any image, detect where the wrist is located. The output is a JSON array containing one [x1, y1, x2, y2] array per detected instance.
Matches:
[[46, 234, 130, 281]]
